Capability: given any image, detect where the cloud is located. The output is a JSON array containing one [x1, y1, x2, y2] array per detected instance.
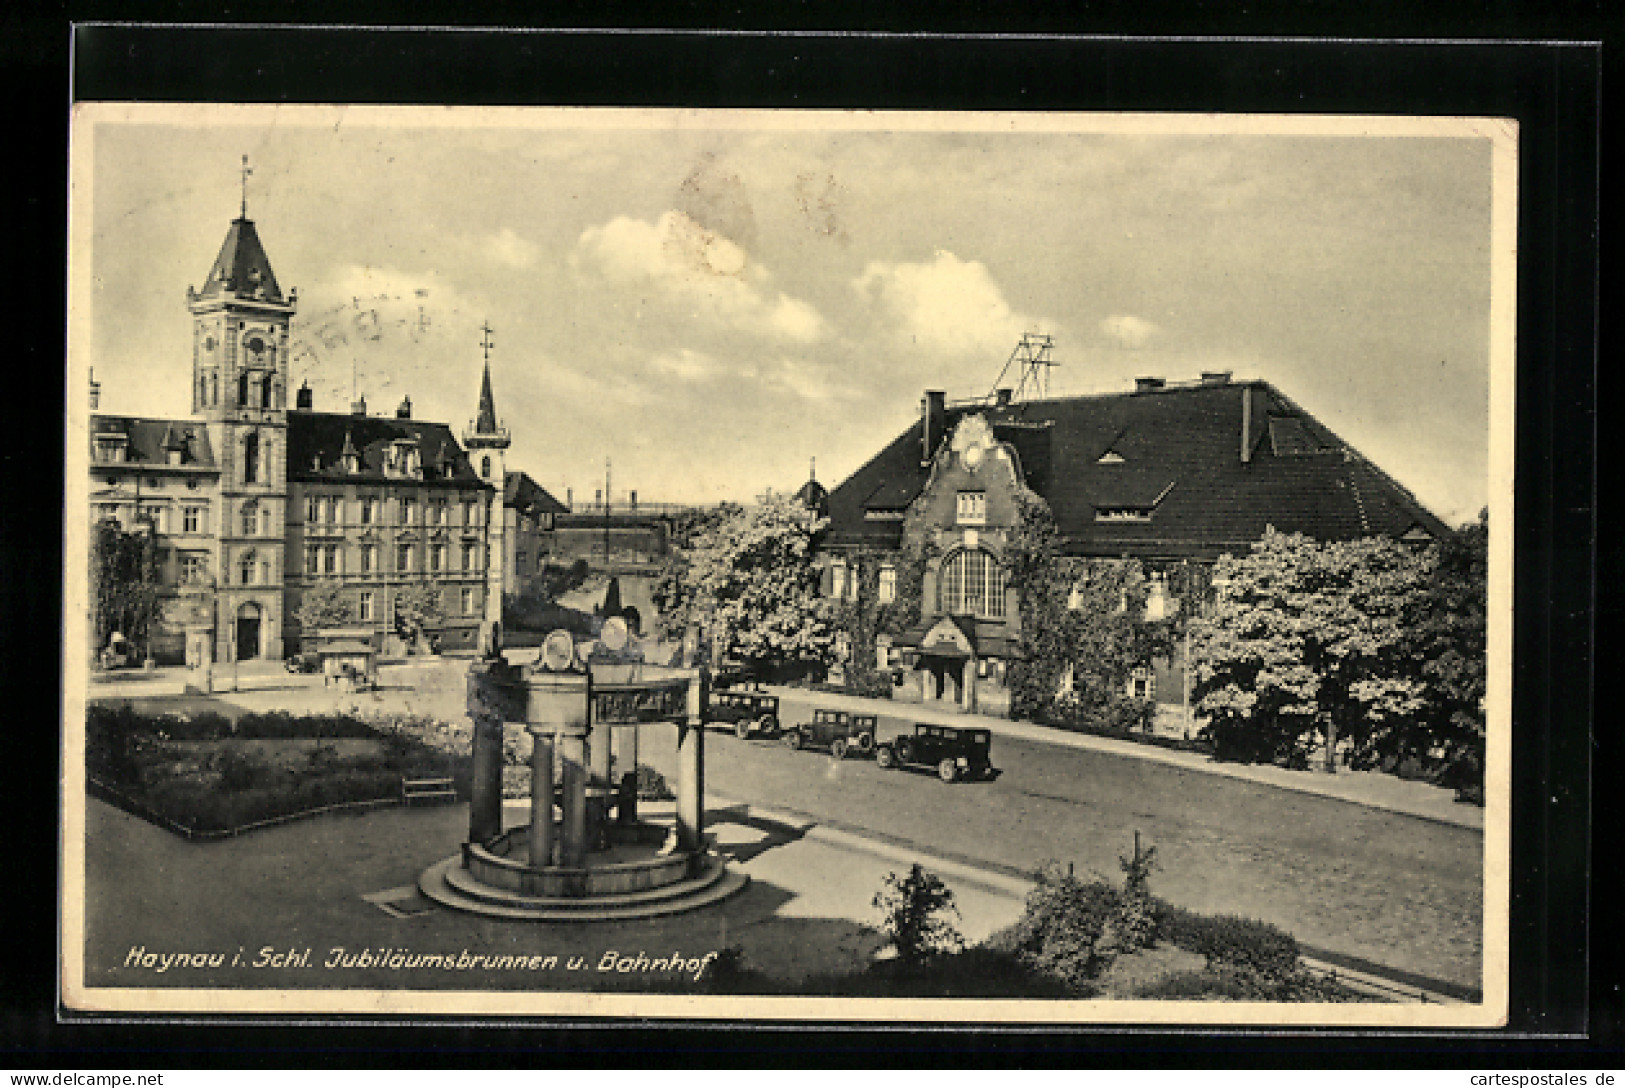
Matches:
[[486, 227, 539, 270], [648, 348, 718, 382], [1099, 313, 1160, 349], [761, 357, 858, 403], [852, 250, 1047, 358], [570, 210, 826, 344]]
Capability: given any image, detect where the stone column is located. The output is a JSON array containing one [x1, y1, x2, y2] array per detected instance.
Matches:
[[962, 658, 978, 714], [675, 671, 706, 852], [557, 725, 590, 868], [527, 726, 555, 868], [468, 713, 505, 844]]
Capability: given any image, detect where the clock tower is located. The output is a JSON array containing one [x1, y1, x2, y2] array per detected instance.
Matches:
[[188, 158, 296, 663]]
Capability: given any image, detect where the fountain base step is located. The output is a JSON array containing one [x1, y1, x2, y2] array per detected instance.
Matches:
[[418, 852, 749, 921]]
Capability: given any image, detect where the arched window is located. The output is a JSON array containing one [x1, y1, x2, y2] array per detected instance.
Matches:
[[481, 455, 491, 479], [261, 373, 273, 409], [242, 433, 259, 485], [939, 549, 1006, 619], [237, 372, 249, 407], [238, 550, 257, 586]]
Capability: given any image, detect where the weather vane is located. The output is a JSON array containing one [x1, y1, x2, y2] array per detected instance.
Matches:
[[239, 154, 253, 219], [480, 320, 495, 364]]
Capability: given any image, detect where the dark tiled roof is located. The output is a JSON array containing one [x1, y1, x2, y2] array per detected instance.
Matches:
[[196, 218, 285, 304], [287, 411, 488, 488], [504, 471, 569, 514], [823, 380, 1450, 559], [89, 415, 215, 470]]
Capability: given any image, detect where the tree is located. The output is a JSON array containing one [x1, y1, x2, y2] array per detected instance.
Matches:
[[1406, 510, 1489, 792], [393, 583, 445, 652], [90, 520, 163, 662], [873, 864, 964, 965], [1189, 529, 1430, 770], [294, 581, 352, 634], [653, 495, 833, 672]]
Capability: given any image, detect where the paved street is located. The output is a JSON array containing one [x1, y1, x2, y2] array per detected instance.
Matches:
[[84, 661, 1484, 992], [637, 690, 1483, 991]]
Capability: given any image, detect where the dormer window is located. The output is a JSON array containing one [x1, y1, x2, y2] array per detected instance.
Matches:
[[94, 435, 128, 464], [956, 491, 987, 525], [1095, 507, 1153, 523]]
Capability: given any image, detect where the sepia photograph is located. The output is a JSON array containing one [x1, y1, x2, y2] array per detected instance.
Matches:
[[62, 104, 1515, 1025]]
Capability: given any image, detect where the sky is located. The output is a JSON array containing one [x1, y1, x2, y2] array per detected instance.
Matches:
[[75, 107, 1505, 525]]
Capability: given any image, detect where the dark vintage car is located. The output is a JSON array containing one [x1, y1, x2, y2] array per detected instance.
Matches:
[[708, 689, 781, 739], [284, 651, 322, 674], [781, 709, 879, 759], [876, 723, 995, 782]]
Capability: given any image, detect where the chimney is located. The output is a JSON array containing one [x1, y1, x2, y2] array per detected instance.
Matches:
[[566, 487, 573, 511], [1240, 384, 1253, 464], [921, 390, 947, 465], [351, 395, 367, 416], [995, 388, 1013, 407], [1134, 377, 1166, 393], [89, 368, 100, 411], [295, 382, 313, 411], [396, 396, 412, 419], [630, 490, 638, 512], [1201, 371, 1233, 386]]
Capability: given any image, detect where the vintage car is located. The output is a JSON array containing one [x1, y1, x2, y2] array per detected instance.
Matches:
[[707, 689, 781, 739], [876, 723, 995, 782], [284, 651, 323, 674], [781, 709, 879, 759]]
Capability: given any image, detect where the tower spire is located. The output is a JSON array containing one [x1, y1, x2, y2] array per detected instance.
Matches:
[[464, 320, 510, 450]]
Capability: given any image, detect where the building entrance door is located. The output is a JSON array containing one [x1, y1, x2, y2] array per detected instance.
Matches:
[[236, 603, 262, 660]]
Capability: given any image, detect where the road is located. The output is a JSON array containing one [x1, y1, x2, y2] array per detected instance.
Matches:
[[638, 690, 1484, 992]]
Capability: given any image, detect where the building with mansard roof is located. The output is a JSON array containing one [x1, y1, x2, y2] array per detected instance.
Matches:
[[810, 374, 1450, 717], [88, 203, 507, 666]]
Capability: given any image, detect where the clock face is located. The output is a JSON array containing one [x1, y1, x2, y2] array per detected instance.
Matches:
[[245, 334, 267, 364]]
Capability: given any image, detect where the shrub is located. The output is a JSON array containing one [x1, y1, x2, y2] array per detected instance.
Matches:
[[1152, 903, 1300, 983], [1110, 837, 1159, 953], [995, 863, 1122, 994], [873, 864, 965, 966]]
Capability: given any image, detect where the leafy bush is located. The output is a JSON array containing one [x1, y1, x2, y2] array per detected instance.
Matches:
[[994, 863, 1122, 994], [1152, 903, 1300, 983], [873, 864, 965, 965]]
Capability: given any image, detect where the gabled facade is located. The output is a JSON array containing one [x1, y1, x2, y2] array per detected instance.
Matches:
[[814, 375, 1450, 715]]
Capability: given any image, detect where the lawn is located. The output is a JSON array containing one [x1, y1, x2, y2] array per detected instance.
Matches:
[[86, 704, 469, 835]]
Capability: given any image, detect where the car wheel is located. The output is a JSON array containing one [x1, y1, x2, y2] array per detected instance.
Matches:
[[781, 729, 802, 751], [875, 745, 896, 769], [937, 758, 960, 783], [893, 740, 913, 765], [857, 731, 875, 753], [830, 737, 849, 760], [760, 714, 779, 734], [733, 718, 751, 741]]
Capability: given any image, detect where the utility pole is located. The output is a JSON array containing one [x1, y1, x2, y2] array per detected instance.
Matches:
[[603, 458, 612, 565]]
